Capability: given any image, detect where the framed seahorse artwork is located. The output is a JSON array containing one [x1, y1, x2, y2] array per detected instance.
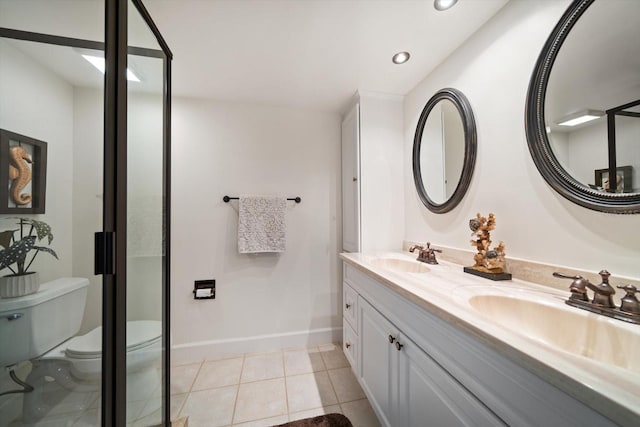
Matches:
[[0, 129, 47, 214]]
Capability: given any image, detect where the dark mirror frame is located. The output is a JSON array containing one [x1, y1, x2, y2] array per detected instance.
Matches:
[[413, 88, 477, 214], [525, 0, 640, 214]]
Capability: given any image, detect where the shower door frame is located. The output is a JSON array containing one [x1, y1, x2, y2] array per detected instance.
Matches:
[[105, 0, 172, 425], [0, 0, 172, 424]]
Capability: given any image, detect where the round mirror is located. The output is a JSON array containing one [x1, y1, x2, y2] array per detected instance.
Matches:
[[526, 0, 640, 213], [413, 88, 476, 213]]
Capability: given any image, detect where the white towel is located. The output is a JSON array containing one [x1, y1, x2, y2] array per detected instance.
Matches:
[[238, 195, 287, 253]]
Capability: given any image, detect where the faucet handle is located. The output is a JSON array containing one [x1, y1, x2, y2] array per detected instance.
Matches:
[[553, 272, 580, 280], [617, 285, 640, 314], [617, 284, 638, 293], [425, 242, 442, 254], [409, 245, 424, 253], [422, 242, 440, 265], [553, 272, 590, 301]]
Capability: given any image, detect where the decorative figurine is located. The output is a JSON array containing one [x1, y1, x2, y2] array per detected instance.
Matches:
[[464, 212, 512, 280], [9, 145, 33, 206]]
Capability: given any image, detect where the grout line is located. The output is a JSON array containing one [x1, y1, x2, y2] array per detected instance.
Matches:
[[188, 360, 205, 394], [239, 350, 286, 385], [339, 396, 369, 405], [229, 353, 246, 425], [282, 348, 290, 420], [238, 374, 286, 385], [325, 363, 341, 406], [173, 393, 188, 421]]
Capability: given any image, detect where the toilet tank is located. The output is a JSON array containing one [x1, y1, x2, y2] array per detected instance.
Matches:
[[0, 277, 89, 366]]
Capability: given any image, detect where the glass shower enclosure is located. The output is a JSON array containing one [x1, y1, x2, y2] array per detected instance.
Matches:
[[0, 0, 171, 425]]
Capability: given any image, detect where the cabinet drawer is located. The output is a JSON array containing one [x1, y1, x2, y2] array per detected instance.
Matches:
[[343, 282, 358, 332], [343, 321, 358, 373]]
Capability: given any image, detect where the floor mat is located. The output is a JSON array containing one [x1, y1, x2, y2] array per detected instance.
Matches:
[[274, 413, 353, 427]]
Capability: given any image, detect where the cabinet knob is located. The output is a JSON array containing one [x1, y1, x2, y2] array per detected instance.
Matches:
[[345, 303, 351, 309], [388, 335, 396, 344], [345, 342, 351, 349], [395, 341, 404, 351], [352, 177, 358, 182]]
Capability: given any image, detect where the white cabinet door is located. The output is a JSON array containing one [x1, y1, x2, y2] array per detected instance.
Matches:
[[359, 297, 397, 427], [343, 282, 358, 332], [341, 103, 360, 252], [343, 321, 358, 373], [397, 337, 504, 427]]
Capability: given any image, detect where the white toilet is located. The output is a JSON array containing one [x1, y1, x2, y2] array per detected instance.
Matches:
[[0, 277, 163, 426]]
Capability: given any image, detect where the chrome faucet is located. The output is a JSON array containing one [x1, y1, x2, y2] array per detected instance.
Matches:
[[409, 242, 441, 265], [553, 270, 640, 324]]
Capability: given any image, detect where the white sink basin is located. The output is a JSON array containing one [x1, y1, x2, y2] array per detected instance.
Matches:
[[370, 257, 430, 274], [468, 294, 640, 373]]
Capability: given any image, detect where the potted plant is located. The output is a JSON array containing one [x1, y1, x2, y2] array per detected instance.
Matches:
[[0, 218, 58, 298]]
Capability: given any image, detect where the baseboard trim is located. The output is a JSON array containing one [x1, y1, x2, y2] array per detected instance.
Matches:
[[170, 327, 342, 366]]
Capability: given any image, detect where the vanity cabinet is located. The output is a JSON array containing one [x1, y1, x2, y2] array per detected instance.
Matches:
[[359, 294, 502, 427], [359, 297, 397, 427], [396, 328, 502, 427], [342, 261, 616, 427]]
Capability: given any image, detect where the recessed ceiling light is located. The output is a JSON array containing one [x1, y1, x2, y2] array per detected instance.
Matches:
[[392, 52, 411, 64], [434, 0, 459, 11], [556, 109, 604, 127], [82, 54, 140, 82]]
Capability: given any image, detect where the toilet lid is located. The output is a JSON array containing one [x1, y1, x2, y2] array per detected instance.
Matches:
[[65, 320, 162, 359]]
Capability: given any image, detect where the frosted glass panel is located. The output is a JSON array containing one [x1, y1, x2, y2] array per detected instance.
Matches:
[[0, 2, 104, 425], [126, 1, 167, 425]]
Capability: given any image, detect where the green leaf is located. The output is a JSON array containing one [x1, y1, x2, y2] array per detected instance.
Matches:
[[0, 230, 15, 249], [26, 219, 54, 244], [0, 236, 36, 269], [33, 246, 58, 260]]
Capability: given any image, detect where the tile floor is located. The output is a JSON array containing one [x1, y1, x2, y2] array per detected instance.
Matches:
[[167, 343, 381, 427]]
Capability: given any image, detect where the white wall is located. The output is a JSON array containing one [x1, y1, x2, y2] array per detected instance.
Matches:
[[0, 38, 75, 425], [170, 97, 342, 361], [71, 88, 103, 334], [0, 40, 74, 284], [403, 0, 640, 279]]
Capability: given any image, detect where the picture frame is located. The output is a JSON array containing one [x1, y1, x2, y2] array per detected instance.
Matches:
[[0, 129, 48, 214], [594, 165, 633, 193]]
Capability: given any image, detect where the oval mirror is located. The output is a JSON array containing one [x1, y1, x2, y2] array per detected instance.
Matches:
[[413, 88, 477, 213], [526, 0, 640, 213]]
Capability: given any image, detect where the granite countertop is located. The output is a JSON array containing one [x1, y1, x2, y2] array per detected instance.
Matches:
[[340, 251, 640, 427]]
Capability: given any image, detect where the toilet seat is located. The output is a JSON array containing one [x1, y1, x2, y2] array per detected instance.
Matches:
[[38, 320, 162, 380], [64, 320, 162, 359]]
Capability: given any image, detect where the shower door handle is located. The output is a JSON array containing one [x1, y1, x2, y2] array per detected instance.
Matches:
[[95, 231, 116, 275]]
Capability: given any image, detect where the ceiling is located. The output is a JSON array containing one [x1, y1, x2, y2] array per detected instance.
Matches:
[[144, 0, 509, 112], [0, 0, 510, 113]]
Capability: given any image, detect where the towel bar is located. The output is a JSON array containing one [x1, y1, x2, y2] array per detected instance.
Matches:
[[223, 195, 301, 203]]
